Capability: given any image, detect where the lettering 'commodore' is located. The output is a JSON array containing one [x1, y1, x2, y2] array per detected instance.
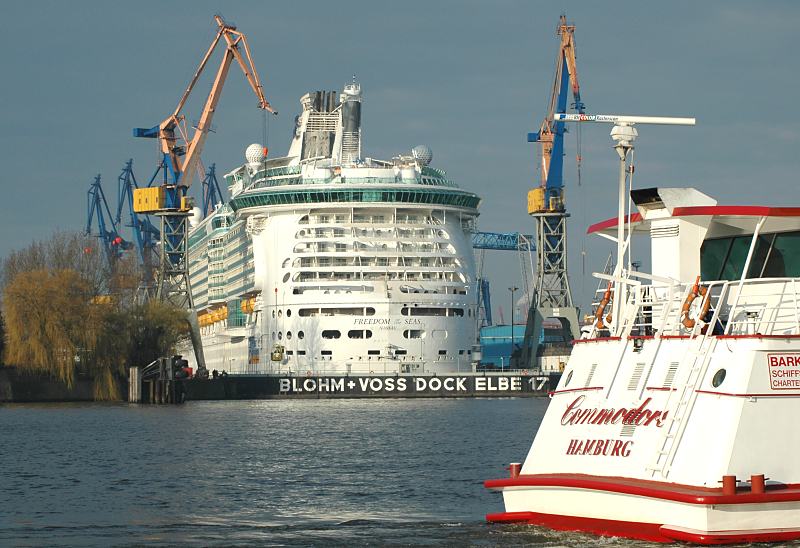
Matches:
[[560, 395, 668, 427]]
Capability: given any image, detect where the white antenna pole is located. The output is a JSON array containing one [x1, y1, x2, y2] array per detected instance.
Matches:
[[555, 113, 696, 126], [557, 113, 695, 333]]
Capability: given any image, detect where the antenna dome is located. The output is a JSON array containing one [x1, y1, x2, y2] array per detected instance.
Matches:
[[412, 145, 433, 166], [245, 143, 266, 164]]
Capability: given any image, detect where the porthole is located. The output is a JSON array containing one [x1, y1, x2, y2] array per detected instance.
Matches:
[[298, 331, 305, 340], [278, 310, 283, 318], [286, 331, 292, 340], [712, 369, 726, 388], [272, 310, 276, 319], [283, 273, 290, 282], [564, 370, 574, 387], [278, 331, 283, 340], [286, 309, 292, 317]]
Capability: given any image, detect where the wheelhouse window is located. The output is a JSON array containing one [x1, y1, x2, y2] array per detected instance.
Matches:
[[701, 230, 800, 281]]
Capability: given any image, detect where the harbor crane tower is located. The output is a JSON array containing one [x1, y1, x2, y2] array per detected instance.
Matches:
[[133, 15, 276, 372], [520, 15, 583, 369]]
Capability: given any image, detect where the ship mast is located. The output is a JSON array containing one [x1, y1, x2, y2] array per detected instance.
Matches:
[[554, 113, 696, 333]]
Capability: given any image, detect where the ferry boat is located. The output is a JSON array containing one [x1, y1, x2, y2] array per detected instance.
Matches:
[[185, 82, 482, 375], [485, 117, 800, 544]]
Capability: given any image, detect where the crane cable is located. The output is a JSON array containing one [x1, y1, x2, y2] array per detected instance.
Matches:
[[262, 108, 270, 151], [261, 108, 270, 175]]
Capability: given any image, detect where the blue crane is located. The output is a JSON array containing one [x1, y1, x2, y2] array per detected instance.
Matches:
[[201, 163, 225, 216], [518, 15, 585, 369], [86, 174, 128, 263], [115, 159, 160, 271]]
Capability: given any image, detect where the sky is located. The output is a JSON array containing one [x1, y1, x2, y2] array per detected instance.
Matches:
[[2, 1, 799, 319]]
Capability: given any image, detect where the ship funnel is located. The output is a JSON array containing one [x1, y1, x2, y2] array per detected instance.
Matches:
[[340, 81, 362, 165]]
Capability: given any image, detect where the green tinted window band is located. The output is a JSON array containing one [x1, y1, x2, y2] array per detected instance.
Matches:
[[230, 188, 480, 211]]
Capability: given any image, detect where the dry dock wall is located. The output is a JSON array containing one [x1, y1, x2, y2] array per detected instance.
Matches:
[[184, 373, 559, 400]]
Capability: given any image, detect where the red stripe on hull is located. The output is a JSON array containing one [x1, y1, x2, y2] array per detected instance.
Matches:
[[486, 511, 800, 545], [660, 525, 800, 545], [486, 511, 671, 543]]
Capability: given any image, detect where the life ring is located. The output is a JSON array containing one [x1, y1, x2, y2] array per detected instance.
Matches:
[[595, 282, 613, 329], [680, 276, 710, 329]]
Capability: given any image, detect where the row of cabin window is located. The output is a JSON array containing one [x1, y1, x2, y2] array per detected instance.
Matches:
[[290, 271, 464, 283], [298, 214, 441, 225], [293, 256, 459, 267], [270, 306, 468, 318], [295, 227, 448, 238], [280, 349, 473, 357]]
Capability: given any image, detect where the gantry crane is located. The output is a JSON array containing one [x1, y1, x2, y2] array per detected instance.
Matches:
[[471, 231, 535, 332], [86, 174, 129, 265], [519, 15, 584, 370], [132, 15, 276, 372], [115, 159, 160, 300]]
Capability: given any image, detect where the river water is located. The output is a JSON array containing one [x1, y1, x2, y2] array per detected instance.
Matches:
[[0, 398, 780, 547]]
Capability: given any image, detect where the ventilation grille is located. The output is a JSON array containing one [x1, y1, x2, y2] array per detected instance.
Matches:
[[650, 224, 679, 238], [583, 364, 597, 387], [628, 363, 645, 391], [306, 113, 339, 132], [620, 423, 636, 437], [663, 362, 679, 388]]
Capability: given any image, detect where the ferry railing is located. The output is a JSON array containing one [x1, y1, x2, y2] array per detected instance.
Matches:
[[597, 276, 800, 339], [718, 277, 800, 336]]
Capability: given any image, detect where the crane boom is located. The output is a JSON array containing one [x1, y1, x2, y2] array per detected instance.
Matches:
[[135, 15, 275, 191]]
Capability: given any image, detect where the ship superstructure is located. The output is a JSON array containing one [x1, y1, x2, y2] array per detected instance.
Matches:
[[186, 83, 481, 375]]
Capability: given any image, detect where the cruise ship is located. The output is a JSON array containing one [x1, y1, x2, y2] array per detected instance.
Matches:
[[186, 82, 482, 375]]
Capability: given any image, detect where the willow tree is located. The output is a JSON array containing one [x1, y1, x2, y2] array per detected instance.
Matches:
[[2, 231, 190, 399], [3, 269, 93, 387]]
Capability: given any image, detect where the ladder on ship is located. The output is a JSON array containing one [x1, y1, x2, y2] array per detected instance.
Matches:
[[647, 331, 718, 478]]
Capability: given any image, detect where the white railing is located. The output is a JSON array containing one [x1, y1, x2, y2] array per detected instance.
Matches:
[[587, 276, 800, 339]]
